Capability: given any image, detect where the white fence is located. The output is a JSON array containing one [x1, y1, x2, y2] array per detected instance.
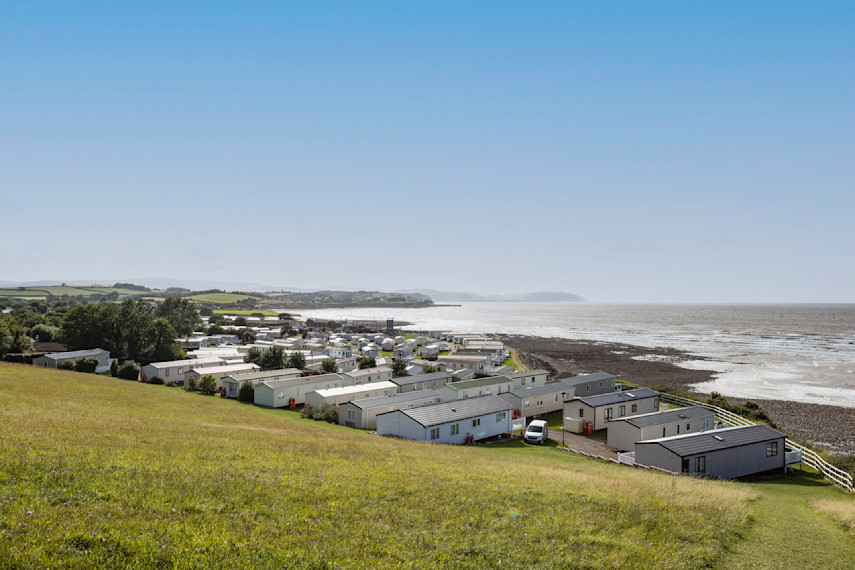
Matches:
[[617, 452, 636, 466], [659, 393, 854, 493]]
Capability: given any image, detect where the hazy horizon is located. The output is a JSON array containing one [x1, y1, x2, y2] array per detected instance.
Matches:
[[2, 3, 853, 304]]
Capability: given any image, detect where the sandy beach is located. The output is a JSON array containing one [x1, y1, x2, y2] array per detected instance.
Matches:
[[501, 335, 855, 454]]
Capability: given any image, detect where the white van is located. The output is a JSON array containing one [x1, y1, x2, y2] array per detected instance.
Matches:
[[524, 419, 549, 444]]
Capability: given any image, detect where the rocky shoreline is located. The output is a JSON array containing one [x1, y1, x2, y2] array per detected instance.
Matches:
[[500, 335, 855, 454]]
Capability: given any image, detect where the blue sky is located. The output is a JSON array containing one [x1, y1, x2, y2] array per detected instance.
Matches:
[[2, 2, 853, 302]]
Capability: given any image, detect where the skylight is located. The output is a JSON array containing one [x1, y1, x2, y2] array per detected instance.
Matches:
[[713, 435, 724, 441]]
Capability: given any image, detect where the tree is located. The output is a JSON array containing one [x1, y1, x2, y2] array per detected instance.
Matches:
[[155, 297, 201, 337], [30, 323, 59, 342], [150, 318, 183, 363], [198, 374, 218, 395], [320, 359, 338, 374], [233, 316, 247, 327], [287, 351, 306, 370], [60, 304, 115, 351], [116, 360, 141, 381], [391, 358, 408, 377], [259, 345, 286, 371], [206, 324, 225, 335], [422, 364, 437, 374], [244, 347, 263, 366], [112, 300, 157, 365], [358, 357, 376, 370], [237, 328, 256, 343], [237, 382, 254, 402], [74, 357, 99, 373]]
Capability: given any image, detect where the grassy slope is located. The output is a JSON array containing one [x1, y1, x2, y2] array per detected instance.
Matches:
[[1, 364, 853, 568]]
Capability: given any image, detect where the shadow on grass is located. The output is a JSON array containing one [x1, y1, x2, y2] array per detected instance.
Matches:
[[488, 438, 560, 449], [739, 469, 830, 488]]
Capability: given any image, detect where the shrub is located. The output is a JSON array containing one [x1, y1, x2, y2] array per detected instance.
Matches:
[[198, 373, 218, 395], [321, 359, 338, 374], [74, 357, 99, 374], [58, 360, 76, 371], [186, 376, 199, 391], [237, 381, 254, 402], [300, 404, 314, 419], [110, 359, 118, 377], [312, 404, 339, 423], [358, 357, 376, 370], [148, 376, 165, 385], [116, 360, 141, 381]]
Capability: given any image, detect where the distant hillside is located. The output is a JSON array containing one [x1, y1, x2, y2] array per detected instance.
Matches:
[[397, 289, 585, 303]]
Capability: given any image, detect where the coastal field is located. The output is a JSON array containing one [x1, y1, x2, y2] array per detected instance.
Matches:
[[186, 292, 260, 304], [1, 364, 854, 568], [0, 286, 145, 299]]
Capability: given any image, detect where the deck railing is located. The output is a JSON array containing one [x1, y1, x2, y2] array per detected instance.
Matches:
[[658, 392, 853, 493]]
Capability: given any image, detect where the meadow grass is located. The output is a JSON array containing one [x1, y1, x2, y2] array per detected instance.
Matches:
[[1, 363, 851, 568]]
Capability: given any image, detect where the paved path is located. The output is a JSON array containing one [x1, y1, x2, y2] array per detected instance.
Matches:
[[548, 429, 618, 461], [510, 349, 531, 371]]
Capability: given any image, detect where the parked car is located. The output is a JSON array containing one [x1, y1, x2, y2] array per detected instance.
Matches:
[[524, 419, 549, 444]]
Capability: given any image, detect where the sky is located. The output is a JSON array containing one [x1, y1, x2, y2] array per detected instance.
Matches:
[[1, 2, 853, 303]]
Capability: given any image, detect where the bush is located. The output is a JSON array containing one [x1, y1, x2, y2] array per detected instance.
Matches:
[[321, 359, 338, 374], [358, 357, 376, 370], [148, 376, 165, 385], [58, 360, 76, 371], [186, 376, 199, 391], [237, 381, 254, 402], [300, 404, 314, 419], [110, 359, 118, 377], [198, 373, 218, 395], [74, 357, 99, 373], [2, 353, 41, 364], [116, 360, 141, 381], [312, 404, 339, 423]]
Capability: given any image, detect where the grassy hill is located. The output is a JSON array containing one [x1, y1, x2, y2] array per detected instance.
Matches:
[[186, 292, 260, 304], [1, 364, 853, 568], [0, 286, 146, 299]]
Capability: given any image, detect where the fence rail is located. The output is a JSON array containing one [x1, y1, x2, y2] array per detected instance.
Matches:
[[659, 393, 853, 492]]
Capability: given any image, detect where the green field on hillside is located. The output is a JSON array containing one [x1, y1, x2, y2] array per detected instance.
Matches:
[[0, 286, 145, 299], [1, 364, 853, 568], [212, 309, 279, 316], [187, 293, 260, 304]]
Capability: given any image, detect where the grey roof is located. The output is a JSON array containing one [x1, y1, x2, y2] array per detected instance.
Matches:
[[559, 372, 615, 386], [507, 379, 577, 399], [345, 366, 392, 378], [381, 395, 512, 427], [445, 375, 511, 390], [43, 348, 109, 360], [639, 424, 785, 457], [227, 368, 305, 382], [390, 372, 451, 386], [576, 387, 659, 407], [348, 389, 442, 410], [618, 406, 714, 429], [502, 369, 550, 379]]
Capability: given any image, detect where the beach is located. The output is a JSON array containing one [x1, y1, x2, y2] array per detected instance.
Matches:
[[502, 335, 855, 454]]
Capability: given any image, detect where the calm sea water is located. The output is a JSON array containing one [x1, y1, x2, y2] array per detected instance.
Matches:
[[294, 303, 855, 408]]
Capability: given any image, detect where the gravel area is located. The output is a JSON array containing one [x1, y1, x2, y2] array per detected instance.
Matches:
[[501, 335, 855, 454]]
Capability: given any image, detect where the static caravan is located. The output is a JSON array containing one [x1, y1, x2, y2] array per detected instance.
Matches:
[[437, 354, 491, 372], [564, 388, 660, 433], [376, 395, 513, 444], [436, 375, 513, 401], [186, 363, 260, 389], [253, 373, 350, 408], [338, 389, 442, 429], [498, 379, 578, 419], [502, 369, 551, 390], [141, 357, 223, 384], [221, 367, 303, 398], [634, 425, 795, 479], [343, 366, 393, 385], [33, 348, 113, 373], [305, 381, 398, 408], [392, 345, 414, 361], [607, 406, 716, 452], [391, 371, 452, 393], [559, 372, 616, 397]]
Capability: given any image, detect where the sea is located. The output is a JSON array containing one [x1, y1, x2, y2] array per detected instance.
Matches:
[[292, 303, 855, 409]]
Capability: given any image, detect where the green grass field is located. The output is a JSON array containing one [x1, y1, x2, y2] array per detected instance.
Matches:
[[187, 293, 260, 304], [0, 286, 145, 299], [1, 363, 853, 568]]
